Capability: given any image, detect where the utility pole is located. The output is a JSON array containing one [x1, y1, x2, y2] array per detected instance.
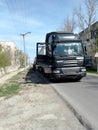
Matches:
[[20, 32, 31, 73]]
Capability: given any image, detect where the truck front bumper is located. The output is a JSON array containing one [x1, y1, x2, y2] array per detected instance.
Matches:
[[51, 67, 86, 79]]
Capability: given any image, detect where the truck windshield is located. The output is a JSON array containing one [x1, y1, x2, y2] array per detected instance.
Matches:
[[53, 42, 83, 56]]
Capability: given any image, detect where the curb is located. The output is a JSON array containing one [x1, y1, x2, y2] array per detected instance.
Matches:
[[87, 73, 98, 77]]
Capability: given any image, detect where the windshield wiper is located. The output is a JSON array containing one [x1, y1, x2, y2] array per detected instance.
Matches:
[[76, 53, 83, 56], [58, 54, 68, 57]]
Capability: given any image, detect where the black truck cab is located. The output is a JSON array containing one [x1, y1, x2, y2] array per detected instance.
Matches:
[[36, 32, 86, 81]]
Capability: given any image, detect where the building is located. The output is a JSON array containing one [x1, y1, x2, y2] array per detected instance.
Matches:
[[79, 21, 98, 69]]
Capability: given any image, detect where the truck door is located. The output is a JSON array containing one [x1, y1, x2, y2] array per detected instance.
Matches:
[[36, 42, 46, 70], [37, 42, 46, 56]]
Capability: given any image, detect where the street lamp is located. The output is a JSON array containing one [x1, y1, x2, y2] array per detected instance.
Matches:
[[20, 32, 31, 72]]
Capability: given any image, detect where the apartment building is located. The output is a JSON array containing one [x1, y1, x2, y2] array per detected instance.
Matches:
[[79, 21, 98, 69]]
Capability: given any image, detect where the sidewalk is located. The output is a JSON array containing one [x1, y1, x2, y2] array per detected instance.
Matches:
[[87, 72, 98, 77], [0, 68, 24, 85]]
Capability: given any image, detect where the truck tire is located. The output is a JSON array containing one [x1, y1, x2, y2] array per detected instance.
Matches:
[[38, 67, 45, 75]]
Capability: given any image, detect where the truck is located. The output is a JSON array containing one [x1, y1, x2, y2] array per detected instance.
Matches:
[[35, 32, 86, 81]]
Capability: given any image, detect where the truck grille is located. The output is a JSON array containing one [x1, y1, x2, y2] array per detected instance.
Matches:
[[62, 67, 80, 74], [63, 60, 78, 67]]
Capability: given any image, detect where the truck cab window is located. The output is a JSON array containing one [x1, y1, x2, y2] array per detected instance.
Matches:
[[53, 42, 83, 56]]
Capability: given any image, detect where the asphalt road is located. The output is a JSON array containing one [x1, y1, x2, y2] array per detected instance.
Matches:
[[51, 74, 98, 130]]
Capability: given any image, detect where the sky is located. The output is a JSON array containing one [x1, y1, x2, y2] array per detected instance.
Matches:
[[0, 0, 83, 62]]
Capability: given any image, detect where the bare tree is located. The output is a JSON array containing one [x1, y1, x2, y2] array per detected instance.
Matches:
[[60, 11, 76, 32], [76, 0, 98, 31]]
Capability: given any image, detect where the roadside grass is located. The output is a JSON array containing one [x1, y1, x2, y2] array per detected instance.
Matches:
[[0, 71, 25, 98], [87, 68, 98, 74], [0, 68, 42, 98], [0, 84, 20, 97]]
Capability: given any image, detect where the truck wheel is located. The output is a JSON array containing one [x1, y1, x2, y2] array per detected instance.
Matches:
[[41, 68, 45, 75], [38, 67, 45, 75]]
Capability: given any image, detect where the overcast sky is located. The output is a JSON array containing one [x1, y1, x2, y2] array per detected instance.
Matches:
[[0, 0, 84, 62]]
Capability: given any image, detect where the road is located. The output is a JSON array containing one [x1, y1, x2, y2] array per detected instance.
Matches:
[[51, 74, 98, 130]]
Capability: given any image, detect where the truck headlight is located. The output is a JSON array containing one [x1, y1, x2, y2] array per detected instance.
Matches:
[[53, 70, 60, 74], [57, 60, 63, 63], [76, 57, 84, 60], [81, 68, 86, 72]]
